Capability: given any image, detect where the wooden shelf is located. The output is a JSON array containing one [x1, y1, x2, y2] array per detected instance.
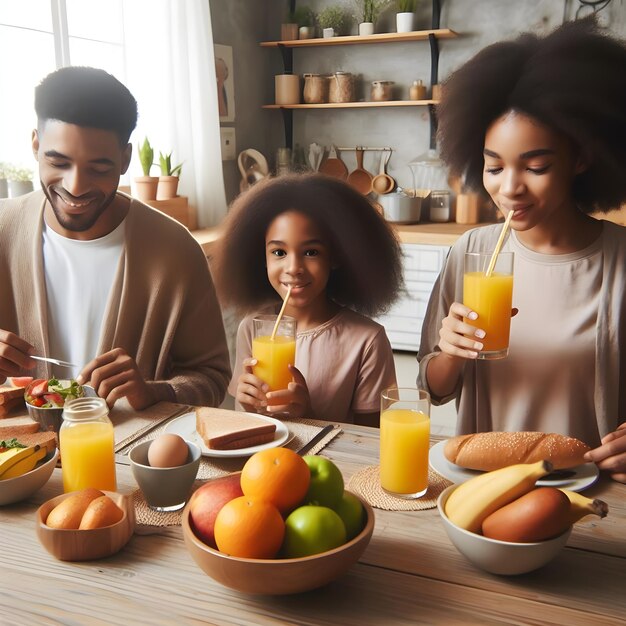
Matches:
[[263, 100, 438, 109], [260, 28, 458, 48]]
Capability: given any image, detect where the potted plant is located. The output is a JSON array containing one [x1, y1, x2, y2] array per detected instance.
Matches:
[[354, 0, 390, 36], [294, 6, 316, 39], [0, 162, 8, 199], [134, 137, 158, 202], [281, 8, 299, 41], [7, 165, 34, 198], [157, 151, 183, 200], [317, 6, 352, 38], [395, 0, 415, 33]]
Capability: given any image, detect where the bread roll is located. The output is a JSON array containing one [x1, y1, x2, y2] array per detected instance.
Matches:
[[79, 495, 124, 529], [443, 431, 591, 471], [46, 488, 104, 529]]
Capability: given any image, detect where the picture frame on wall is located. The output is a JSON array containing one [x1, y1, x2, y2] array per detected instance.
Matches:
[[214, 44, 235, 123]]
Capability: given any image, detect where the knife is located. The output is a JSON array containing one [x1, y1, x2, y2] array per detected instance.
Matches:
[[296, 424, 335, 456]]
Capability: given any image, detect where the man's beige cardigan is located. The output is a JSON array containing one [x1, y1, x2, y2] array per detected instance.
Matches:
[[0, 191, 231, 407]]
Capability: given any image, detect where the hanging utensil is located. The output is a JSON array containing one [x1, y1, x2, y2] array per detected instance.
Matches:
[[372, 150, 395, 195], [319, 145, 348, 180], [347, 147, 373, 195]]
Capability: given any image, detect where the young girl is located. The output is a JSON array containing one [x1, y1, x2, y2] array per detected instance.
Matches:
[[417, 19, 626, 482], [212, 173, 403, 426]]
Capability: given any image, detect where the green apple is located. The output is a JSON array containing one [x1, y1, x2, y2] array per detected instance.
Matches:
[[303, 455, 344, 508], [334, 491, 365, 540], [282, 505, 347, 558]]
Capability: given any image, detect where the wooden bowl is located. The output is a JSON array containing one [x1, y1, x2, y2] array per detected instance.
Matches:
[[36, 490, 135, 561], [181, 491, 375, 595]]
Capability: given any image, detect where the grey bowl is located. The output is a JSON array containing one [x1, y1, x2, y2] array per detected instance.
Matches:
[[129, 439, 201, 511]]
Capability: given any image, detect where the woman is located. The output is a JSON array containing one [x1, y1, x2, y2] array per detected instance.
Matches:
[[417, 19, 626, 482]]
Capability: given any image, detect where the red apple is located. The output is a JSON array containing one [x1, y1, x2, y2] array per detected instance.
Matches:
[[188, 472, 243, 548]]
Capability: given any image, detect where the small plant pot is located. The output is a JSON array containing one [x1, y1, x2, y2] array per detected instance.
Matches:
[[134, 176, 159, 202], [396, 12, 414, 33], [359, 22, 374, 36], [281, 23, 298, 41], [157, 176, 180, 200], [322, 28, 335, 38], [299, 26, 315, 40], [8, 180, 34, 197]]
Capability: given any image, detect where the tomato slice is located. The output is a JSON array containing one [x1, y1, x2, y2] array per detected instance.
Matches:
[[43, 392, 64, 407], [30, 397, 46, 407], [29, 380, 49, 397], [10, 376, 34, 388]]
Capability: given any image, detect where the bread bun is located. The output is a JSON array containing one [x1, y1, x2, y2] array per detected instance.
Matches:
[[78, 495, 124, 529], [443, 431, 591, 471], [46, 488, 104, 529]]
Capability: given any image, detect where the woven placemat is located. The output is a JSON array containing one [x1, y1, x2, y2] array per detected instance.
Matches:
[[130, 420, 342, 531], [347, 466, 452, 511]]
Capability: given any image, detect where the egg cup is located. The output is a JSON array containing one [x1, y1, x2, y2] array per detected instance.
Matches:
[[129, 440, 201, 512]]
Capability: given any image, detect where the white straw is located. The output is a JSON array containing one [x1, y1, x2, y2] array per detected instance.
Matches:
[[270, 285, 293, 341], [485, 210, 514, 277]]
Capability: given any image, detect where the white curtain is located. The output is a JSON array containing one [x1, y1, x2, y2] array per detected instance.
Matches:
[[123, 0, 227, 227]]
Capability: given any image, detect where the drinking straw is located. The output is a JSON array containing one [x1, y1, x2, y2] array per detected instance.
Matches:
[[270, 285, 293, 341], [485, 210, 514, 277]]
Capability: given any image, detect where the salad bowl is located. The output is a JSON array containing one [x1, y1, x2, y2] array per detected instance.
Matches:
[[25, 379, 96, 433]]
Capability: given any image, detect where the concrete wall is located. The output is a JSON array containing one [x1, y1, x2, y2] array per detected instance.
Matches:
[[211, 0, 626, 199]]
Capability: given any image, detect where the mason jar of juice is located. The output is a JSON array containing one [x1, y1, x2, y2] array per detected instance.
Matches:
[[59, 397, 117, 492]]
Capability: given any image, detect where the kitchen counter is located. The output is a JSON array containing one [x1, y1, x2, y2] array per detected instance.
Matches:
[[192, 222, 489, 256]]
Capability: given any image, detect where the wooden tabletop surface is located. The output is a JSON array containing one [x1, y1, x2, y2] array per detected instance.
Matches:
[[2, 421, 624, 626]]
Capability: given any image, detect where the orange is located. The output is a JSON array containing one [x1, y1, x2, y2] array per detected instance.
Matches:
[[214, 496, 284, 559], [240, 447, 310, 514]]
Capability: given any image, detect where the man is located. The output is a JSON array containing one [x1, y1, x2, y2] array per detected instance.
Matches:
[[0, 66, 231, 409]]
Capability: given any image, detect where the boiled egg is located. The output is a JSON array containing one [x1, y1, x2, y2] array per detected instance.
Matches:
[[147, 433, 189, 468]]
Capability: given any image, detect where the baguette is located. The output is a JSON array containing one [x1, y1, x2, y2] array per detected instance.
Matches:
[[443, 431, 591, 471], [195, 407, 276, 450]]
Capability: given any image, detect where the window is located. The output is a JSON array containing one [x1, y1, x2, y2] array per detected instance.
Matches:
[[0, 0, 126, 175]]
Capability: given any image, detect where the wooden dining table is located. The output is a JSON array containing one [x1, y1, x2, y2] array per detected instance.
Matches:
[[2, 420, 624, 626]]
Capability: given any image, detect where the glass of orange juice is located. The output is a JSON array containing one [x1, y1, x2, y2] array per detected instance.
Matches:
[[252, 315, 297, 393], [380, 387, 430, 499], [464, 252, 514, 360]]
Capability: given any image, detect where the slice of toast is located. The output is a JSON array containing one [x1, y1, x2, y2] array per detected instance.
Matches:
[[195, 407, 276, 450], [0, 430, 57, 454], [0, 386, 25, 406], [0, 416, 40, 436]]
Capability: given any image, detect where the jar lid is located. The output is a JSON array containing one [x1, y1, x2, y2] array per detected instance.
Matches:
[[372, 80, 394, 85], [62, 397, 108, 421]]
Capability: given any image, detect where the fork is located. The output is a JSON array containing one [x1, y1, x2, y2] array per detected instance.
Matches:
[[31, 355, 77, 369]]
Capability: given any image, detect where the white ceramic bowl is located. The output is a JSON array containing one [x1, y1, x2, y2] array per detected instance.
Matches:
[[0, 448, 59, 506], [437, 484, 572, 575]]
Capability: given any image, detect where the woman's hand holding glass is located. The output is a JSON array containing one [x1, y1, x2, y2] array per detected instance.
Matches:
[[437, 302, 486, 360], [585, 423, 626, 484]]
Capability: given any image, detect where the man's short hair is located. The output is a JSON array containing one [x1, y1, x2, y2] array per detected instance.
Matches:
[[35, 66, 138, 144]]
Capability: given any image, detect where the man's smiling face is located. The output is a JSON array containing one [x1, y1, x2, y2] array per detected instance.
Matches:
[[32, 120, 131, 239]]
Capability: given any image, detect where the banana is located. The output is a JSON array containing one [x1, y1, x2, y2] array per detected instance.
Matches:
[[559, 489, 609, 526], [445, 459, 553, 533], [0, 446, 46, 480], [0, 445, 40, 478]]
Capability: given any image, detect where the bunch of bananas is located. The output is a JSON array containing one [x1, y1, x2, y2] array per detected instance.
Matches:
[[444, 460, 609, 539], [0, 445, 47, 480]]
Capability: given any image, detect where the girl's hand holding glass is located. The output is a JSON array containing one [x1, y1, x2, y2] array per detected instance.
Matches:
[[265, 365, 311, 419], [235, 357, 269, 412]]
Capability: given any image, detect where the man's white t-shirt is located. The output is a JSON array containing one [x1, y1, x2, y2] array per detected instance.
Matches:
[[42, 219, 126, 379]]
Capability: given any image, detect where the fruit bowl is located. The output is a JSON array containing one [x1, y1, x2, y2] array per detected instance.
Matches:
[[437, 484, 572, 575], [181, 490, 375, 594], [0, 448, 59, 506], [36, 490, 135, 561]]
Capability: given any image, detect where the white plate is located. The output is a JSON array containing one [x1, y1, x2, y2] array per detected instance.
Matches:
[[429, 440, 600, 492], [163, 412, 289, 458]]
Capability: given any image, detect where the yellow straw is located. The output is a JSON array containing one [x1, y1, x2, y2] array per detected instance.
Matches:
[[485, 210, 514, 277], [270, 285, 293, 341]]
